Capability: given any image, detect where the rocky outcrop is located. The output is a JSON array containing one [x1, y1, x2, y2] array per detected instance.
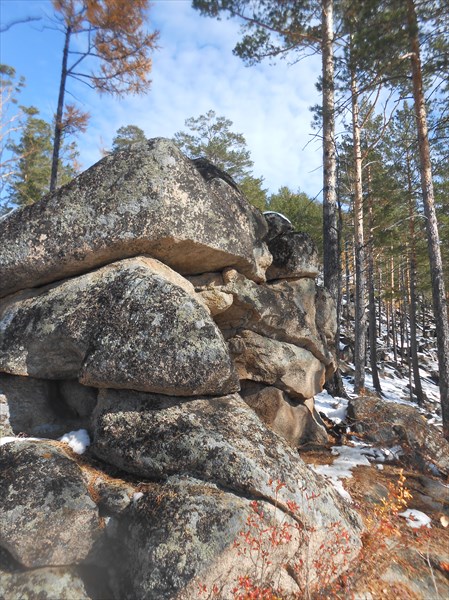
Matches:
[[0, 256, 239, 396], [0, 139, 271, 299], [229, 330, 326, 400], [0, 440, 100, 568], [0, 140, 359, 599], [348, 396, 449, 476]]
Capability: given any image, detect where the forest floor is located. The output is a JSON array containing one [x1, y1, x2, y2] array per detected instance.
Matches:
[[301, 449, 449, 599], [301, 356, 449, 599]]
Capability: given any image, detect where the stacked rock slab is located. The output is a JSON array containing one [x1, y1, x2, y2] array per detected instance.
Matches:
[[0, 139, 359, 599]]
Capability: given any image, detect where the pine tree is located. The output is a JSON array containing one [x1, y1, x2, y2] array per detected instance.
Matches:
[[7, 109, 80, 207], [174, 110, 267, 208], [111, 125, 147, 152], [49, 0, 159, 191]]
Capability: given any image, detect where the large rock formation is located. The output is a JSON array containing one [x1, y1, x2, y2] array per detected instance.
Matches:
[[0, 139, 271, 298], [0, 139, 360, 599]]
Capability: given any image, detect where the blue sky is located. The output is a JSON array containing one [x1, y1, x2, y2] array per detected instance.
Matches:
[[1, 0, 323, 197]]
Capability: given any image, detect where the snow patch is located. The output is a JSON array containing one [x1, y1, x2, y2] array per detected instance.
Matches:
[[399, 509, 432, 529], [314, 390, 349, 424], [133, 492, 144, 503], [59, 429, 90, 454]]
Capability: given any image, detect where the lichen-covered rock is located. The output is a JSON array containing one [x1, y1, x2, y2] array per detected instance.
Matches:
[[210, 269, 334, 370], [228, 330, 326, 400], [263, 211, 294, 240], [0, 373, 88, 438], [315, 285, 337, 345], [0, 256, 239, 396], [266, 230, 319, 280], [0, 567, 92, 600], [91, 390, 362, 544], [240, 382, 328, 447], [0, 440, 100, 568], [348, 396, 449, 476], [0, 139, 271, 298], [113, 477, 307, 600]]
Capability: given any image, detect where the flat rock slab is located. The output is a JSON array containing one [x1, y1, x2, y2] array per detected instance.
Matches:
[[0, 440, 99, 568], [348, 396, 449, 476], [0, 138, 271, 298], [228, 329, 326, 400], [0, 256, 239, 396]]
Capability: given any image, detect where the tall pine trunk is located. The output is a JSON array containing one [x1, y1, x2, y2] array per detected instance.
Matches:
[[367, 171, 382, 395], [390, 253, 398, 363], [406, 148, 424, 404], [50, 25, 71, 192], [350, 51, 366, 394], [407, 0, 449, 438], [322, 0, 347, 398]]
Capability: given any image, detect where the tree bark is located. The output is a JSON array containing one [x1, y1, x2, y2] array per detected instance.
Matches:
[[367, 170, 382, 395], [390, 253, 398, 363], [406, 147, 424, 404], [50, 25, 71, 192], [322, 0, 339, 305], [322, 0, 348, 398], [350, 53, 366, 394], [407, 0, 449, 438]]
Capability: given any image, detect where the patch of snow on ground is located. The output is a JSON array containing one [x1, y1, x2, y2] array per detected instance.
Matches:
[[314, 390, 349, 424], [399, 509, 432, 529], [59, 429, 90, 454], [311, 443, 406, 502], [311, 445, 374, 502]]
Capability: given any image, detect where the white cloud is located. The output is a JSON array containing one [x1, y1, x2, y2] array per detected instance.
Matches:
[[2, 0, 323, 197]]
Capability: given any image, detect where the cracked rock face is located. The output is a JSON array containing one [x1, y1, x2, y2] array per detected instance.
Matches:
[[0, 440, 100, 568], [91, 390, 362, 597], [0, 138, 271, 299], [91, 390, 361, 532], [0, 256, 239, 396], [114, 477, 306, 600]]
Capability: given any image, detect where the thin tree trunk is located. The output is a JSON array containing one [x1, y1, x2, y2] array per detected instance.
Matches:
[[50, 25, 71, 192], [350, 52, 366, 394], [399, 266, 406, 367], [367, 170, 382, 395], [377, 265, 382, 339], [322, 0, 348, 398], [403, 261, 413, 401], [322, 0, 338, 304], [406, 148, 424, 404], [386, 288, 390, 352], [407, 0, 449, 438], [345, 238, 351, 325], [390, 253, 398, 363]]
